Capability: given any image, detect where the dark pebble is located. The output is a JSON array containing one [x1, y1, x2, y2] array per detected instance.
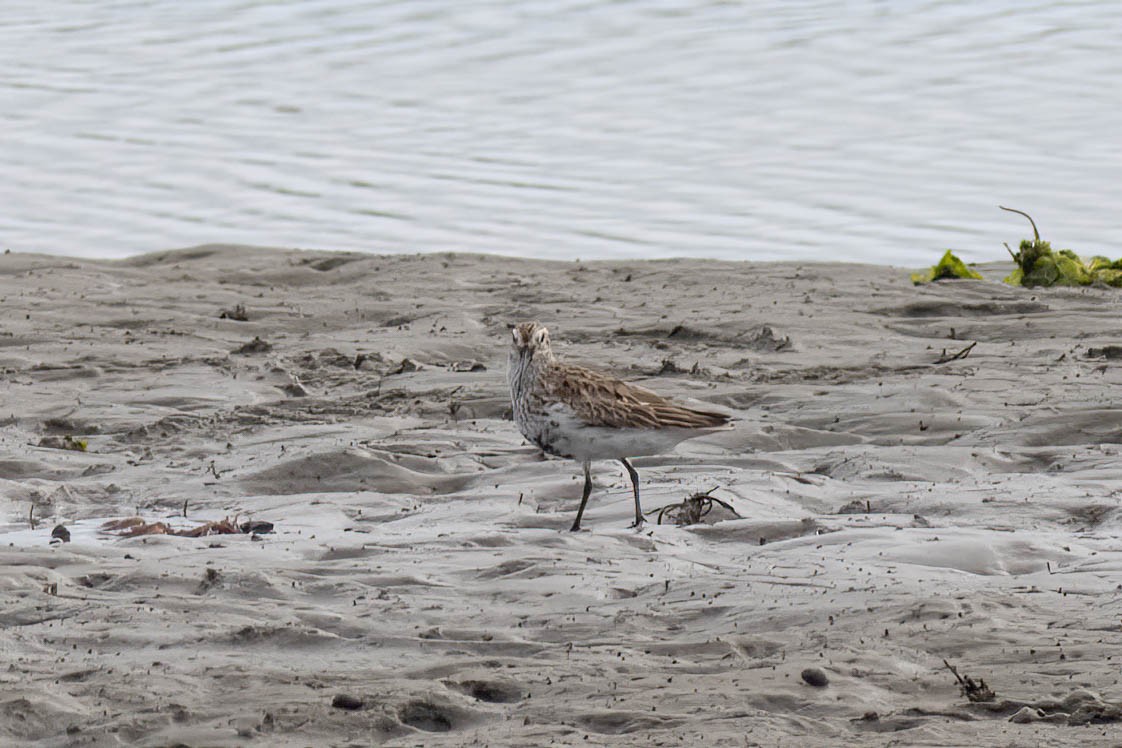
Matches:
[[51, 524, 71, 543], [801, 667, 829, 687], [240, 520, 274, 534], [332, 694, 364, 710]]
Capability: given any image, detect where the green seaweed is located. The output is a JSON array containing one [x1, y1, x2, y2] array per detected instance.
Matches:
[[63, 435, 87, 452], [911, 250, 984, 285], [1001, 206, 1122, 288]]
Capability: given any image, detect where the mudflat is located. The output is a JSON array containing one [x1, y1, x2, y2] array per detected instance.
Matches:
[[1, 246, 1120, 746]]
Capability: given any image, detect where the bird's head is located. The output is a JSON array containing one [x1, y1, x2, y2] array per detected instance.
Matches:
[[510, 321, 553, 362]]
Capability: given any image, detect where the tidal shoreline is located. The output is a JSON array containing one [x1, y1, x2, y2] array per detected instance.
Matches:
[[1, 245, 1120, 745]]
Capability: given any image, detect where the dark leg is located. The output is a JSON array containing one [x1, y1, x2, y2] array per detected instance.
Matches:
[[570, 461, 592, 532], [620, 458, 643, 527]]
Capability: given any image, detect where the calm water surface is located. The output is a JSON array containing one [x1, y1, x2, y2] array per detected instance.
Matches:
[[3, 1, 1121, 264]]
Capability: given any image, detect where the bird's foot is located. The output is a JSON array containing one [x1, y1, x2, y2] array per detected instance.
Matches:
[[629, 517, 646, 530], [569, 521, 583, 532]]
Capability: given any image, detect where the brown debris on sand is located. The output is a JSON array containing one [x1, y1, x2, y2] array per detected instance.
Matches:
[[233, 336, 272, 354], [38, 435, 88, 451], [943, 659, 996, 703], [219, 303, 249, 321], [101, 516, 244, 538], [653, 487, 740, 526]]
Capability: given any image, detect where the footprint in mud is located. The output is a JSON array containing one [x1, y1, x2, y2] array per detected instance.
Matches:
[[398, 700, 457, 732], [730, 637, 784, 661], [446, 679, 523, 704]]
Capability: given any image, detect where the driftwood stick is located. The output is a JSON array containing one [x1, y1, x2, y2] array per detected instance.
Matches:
[[942, 658, 996, 702], [943, 659, 967, 687], [933, 340, 978, 363]]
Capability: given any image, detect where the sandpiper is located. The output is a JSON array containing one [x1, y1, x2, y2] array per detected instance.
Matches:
[[509, 321, 732, 531]]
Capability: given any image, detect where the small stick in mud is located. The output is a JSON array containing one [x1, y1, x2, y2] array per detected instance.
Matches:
[[943, 658, 996, 702], [935, 341, 977, 364], [28, 504, 36, 530]]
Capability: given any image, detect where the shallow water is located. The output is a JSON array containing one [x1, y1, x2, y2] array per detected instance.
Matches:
[[3, 1, 1121, 264]]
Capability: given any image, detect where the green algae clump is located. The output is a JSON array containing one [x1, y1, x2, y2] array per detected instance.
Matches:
[[1001, 206, 1122, 288], [911, 250, 984, 285]]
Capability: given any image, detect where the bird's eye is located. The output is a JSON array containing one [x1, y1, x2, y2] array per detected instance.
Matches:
[[511, 328, 520, 345]]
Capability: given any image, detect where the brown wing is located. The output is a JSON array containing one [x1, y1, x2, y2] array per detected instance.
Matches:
[[542, 363, 730, 430]]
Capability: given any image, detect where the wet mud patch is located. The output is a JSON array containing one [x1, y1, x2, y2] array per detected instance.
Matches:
[[577, 710, 685, 734], [445, 679, 523, 703], [221, 624, 339, 648], [26, 364, 103, 382], [729, 637, 785, 662], [397, 698, 471, 732], [751, 363, 922, 386], [981, 408, 1122, 448], [965, 690, 1122, 726], [236, 447, 479, 495], [1085, 345, 1122, 360], [871, 300, 1049, 318], [304, 255, 361, 272], [118, 413, 210, 443], [754, 422, 866, 450], [848, 712, 931, 733], [42, 416, 102, 435], [608, 323, 791, 351], [475, 559, 542, 579], [121, 245, 222, 266], [0, 696, 87, 741], [0, 457, 99, 482], [1063, 502, 1117, 529], [706, 389, 768, 410], [882, 319, 1045, 344], [687, 517, 822, 544]]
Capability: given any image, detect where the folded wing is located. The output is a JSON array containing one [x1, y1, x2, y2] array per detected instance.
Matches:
[[544, 363, 730, 430]]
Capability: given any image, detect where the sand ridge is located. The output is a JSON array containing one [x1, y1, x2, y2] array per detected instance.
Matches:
[[1, 245, 1122, 746]]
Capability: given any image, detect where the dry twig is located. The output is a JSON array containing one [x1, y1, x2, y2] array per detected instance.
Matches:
[[934, 341, 977, 364], [943, 659, 996, 702]]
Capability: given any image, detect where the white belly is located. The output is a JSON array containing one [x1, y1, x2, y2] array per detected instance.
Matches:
[[518, 404, 709, 462]]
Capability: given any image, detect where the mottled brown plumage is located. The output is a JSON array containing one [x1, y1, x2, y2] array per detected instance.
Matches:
[[543, 363, 730, 430], [509, 321, 732, 530]]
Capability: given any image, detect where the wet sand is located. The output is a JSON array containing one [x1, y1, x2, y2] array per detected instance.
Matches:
[[2, 246, 1121, 746]]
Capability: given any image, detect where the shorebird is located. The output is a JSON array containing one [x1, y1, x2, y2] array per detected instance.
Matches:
[[509, 321, 732, 531]]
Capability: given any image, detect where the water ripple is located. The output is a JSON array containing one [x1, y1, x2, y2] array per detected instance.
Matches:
[[2, 0, 1121, 262]]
